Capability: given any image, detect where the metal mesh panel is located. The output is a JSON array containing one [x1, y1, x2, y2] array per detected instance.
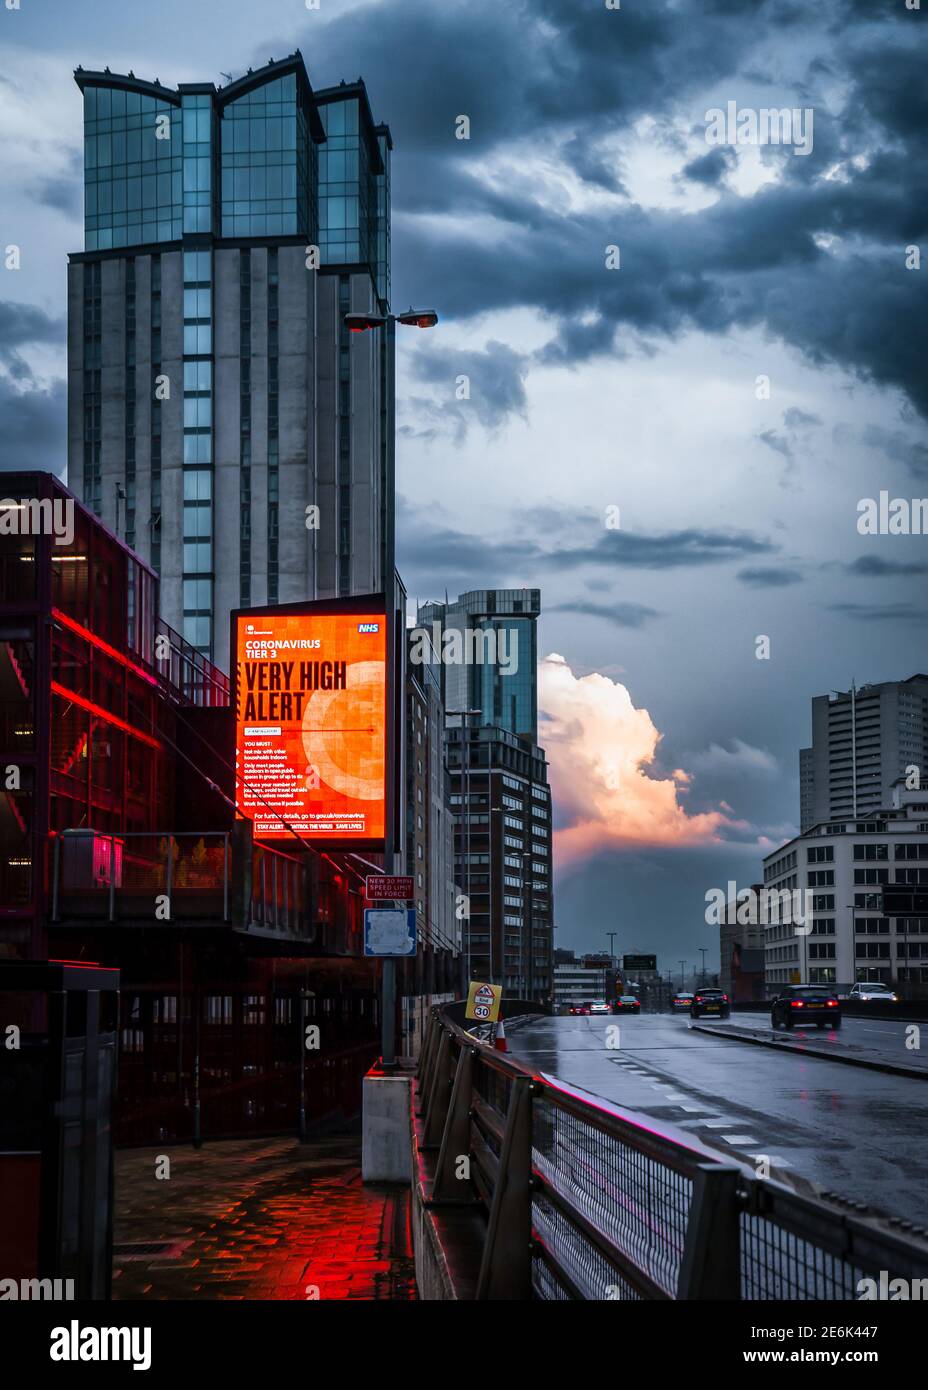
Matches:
[[475, 1059, 512, 1123], [532, 1097, 689, 1297], [740, 1214, 865, 1299], [531, 1250, 572, 1300], [532, 1192, 644, 1300]]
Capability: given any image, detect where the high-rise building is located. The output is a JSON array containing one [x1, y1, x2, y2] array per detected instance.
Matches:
[[800, 675, 928, 829], [67, 54, 394, 671], [402, 626, 459, 1053], [416, 589, 553, 1002], [418, 589, 540, 738]]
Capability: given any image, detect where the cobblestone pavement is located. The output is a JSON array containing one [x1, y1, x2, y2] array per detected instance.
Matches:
[[112, 1135, 417, 1300]]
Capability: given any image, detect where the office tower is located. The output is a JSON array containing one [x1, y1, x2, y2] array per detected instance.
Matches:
[[67, 54, 393, 670], [403, 626, 459, 1052], [800, 675, 928, 829], [418, 589, 540, 738], [416, 589, 553, 1002]]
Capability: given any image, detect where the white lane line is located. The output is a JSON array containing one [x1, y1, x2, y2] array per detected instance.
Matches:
[[723, 1134, 759, 1145], [678, 1104, 713, 1113], [703, 1120, 737, 1128]]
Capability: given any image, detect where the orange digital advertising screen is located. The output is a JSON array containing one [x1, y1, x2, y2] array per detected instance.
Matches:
[[233, 604, 386, 845]]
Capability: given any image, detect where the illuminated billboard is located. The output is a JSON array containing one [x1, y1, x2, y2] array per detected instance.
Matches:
[[231, 599, 387, 847]]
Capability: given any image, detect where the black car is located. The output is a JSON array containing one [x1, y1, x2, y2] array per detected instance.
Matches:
[[613, 995, 641, 1015], [671, 992, 694, 1013], [771, 985, 841, 1030], [690, 988, 730, 1019]]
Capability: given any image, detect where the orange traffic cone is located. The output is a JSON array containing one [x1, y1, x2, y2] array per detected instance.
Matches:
[[494, 1017, 508, 1052]]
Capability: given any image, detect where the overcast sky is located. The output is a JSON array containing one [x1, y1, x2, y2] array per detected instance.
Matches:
[[1, 0, 925, 973]]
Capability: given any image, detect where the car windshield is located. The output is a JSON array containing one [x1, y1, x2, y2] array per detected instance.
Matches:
[[859, 983, 890, 991], [620, 996, 637, 1003], [791, 988, 832, 1000]]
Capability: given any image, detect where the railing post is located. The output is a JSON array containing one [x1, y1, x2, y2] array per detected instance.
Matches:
[[417, 1008, 439, 1099], [431, 1046, 477, 1203], [476, 1074, 534, 1299], [222, 833, 229, 922], [676, 1164, 742, 1299], [422, 1029, 453, 1148], [273, 854, 279, 929]]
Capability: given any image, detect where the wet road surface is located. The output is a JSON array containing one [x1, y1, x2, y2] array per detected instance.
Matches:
[[510, 1014, 928, 1224], [711, 1008, 928, 1072]]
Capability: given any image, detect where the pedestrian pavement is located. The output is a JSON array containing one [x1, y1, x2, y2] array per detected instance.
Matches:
[[112, 1133, 416, 1300]]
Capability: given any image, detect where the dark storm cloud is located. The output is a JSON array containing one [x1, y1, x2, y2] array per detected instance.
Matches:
[[860, 425, 928, 482], [738, 567, 805, 588], [782, 407, 821, 429], [680, 147, 735, 187], [828, 601, 924, 622], [546, 600, 662, 629], [757, 430, 793, 463], [0, 377, 67, 474], [846, 555, 928, 577], [397, 501, 777, 586], [275, 0, 928, 428], [548, 527, 776, 571], [0, 300, 64, 366], [404, 339, 529, 441]]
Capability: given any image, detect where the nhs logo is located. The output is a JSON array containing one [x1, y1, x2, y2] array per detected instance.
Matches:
[[358, 622, 380, 633]]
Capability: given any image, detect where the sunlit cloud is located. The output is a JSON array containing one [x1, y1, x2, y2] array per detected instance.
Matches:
[[538, 653, 750, 866]]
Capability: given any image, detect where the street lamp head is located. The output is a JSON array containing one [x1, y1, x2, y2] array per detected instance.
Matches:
[[344, 312, 388, 333], [395, 307, 438, 329]]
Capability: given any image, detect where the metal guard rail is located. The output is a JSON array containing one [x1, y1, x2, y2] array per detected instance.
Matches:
[[415, 1001, 928, 1300]]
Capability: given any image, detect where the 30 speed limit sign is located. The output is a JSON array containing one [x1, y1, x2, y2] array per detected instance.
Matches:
[[465, 980, 502, 1023]]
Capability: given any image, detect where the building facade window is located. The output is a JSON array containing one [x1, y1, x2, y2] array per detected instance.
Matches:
[[82, 260, 102, 515], [182, 248, 213, 655]]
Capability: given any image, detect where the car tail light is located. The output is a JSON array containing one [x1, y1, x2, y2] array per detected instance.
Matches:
[[721, 995, 729, 1002], [827, 1000, 837, 1007], [791, 1000, 804, 1008]]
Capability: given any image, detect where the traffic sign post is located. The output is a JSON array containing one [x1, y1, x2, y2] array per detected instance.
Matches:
[[465, 980, 502, 1023]]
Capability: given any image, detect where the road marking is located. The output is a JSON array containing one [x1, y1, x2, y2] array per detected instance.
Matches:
[[703, 1120, 737, 1128], [678, 1104, 713, 1113], [723, 1134, 759, 1145]]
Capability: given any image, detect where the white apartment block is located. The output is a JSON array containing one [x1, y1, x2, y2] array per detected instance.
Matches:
[[762, 784, 928, 995]]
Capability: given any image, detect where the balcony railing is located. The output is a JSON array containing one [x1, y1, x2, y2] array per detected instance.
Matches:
[[50, 826, 310, 939]]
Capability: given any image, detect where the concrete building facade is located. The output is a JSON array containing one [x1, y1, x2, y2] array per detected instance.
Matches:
[[762, 785, 928, 997], [800, 675, 928, 830]]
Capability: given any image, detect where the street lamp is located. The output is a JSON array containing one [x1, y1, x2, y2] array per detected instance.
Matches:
[[345, 308, 439, 332]]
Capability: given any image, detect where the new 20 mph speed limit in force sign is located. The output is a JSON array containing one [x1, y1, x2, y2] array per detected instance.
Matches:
[[465, 981, 502, 1023]]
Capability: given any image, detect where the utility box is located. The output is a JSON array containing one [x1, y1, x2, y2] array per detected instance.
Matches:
[[0, 960, 120, 1300], [60, 829, 124, 889]]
